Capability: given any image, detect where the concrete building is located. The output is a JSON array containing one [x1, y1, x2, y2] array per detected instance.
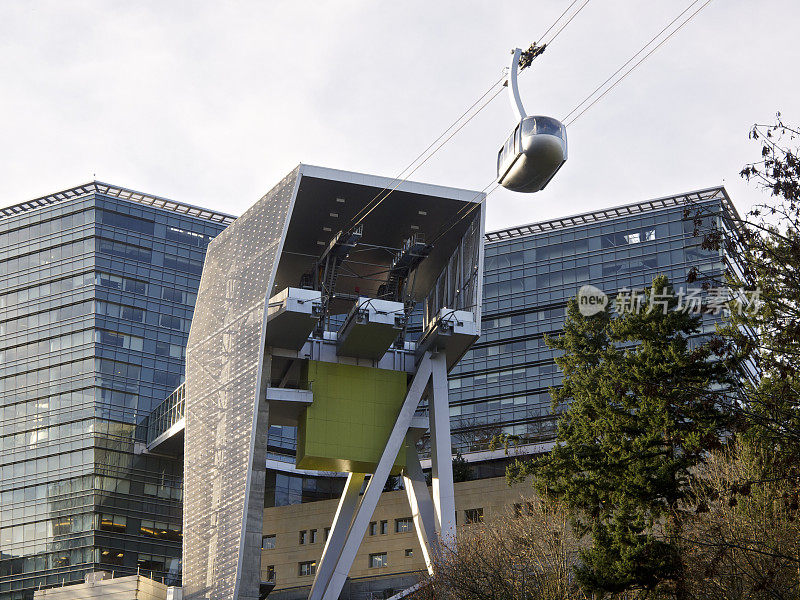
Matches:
[[34, 574, 173, 600], [0, 183, 231, 600], [263, 477, 530, 599]]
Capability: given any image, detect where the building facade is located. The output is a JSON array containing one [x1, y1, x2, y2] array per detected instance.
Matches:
[[0, 183, 231, 600], [447, 186, 735, 458]]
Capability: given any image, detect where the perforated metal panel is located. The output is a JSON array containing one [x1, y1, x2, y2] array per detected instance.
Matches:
[[183, 168, 299, 600]]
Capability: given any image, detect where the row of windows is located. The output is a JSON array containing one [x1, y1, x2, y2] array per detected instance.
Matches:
[[449, 364, 557, 389], [0, 238, 94, 277], [166, 225, 214, 248], [0, 387, 93, 428], [0, 272, 93, 309], [482, 307, 564, 330], [163, 255, 204, 275], [0, 512, 182, 553], [293, 551, 405, 578], [99, 300, 192, 332], [99, 330, 144, 352], [153, 370, 183, 390], [484, 222, 670, 271], [0, 358, 93, 394], [158, 314, 191, 333], [98, 209, 155, 235], [0, 545, 94, 577], [0, 419, 90, 455], [368, 517, 412, 536], [0, 513, 93, 550], [601, 227, 656, 248], [0, 301, 91, 336], [98, 238, 152, 263], [449, 392, 551, 416], [451, 421, 557, 454], [0, 271, 153, 320], [99, 516, 183, 541], [97, 300, 144, 323], [0, 268, 196, 315], [155, 341, 185, 360], [0, 471, 94, 522], [161, 287, 197, 306], [482, 266, 592, 298], [137, 553, 180, 576], [0, 209, 91, 249], [0, 329, 94, 363], [97, 271, 148, 295]]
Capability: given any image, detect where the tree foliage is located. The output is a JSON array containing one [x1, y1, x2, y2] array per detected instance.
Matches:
[[689, 113, 800, 475], [422, 495, 588, 600], [509, 275, 733, 596], [680, 443, 800, 599]]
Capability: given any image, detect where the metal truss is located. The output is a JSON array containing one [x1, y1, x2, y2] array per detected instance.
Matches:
[[308, 351, 455, 600]]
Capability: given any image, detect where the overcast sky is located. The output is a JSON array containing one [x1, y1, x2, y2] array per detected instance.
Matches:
[[0, 1, 797, 232]]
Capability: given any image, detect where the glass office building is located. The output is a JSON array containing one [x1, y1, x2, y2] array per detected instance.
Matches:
[[0, 183, 231, 600], [447, 186, 737, 456]]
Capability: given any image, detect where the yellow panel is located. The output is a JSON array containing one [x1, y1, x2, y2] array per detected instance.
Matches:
[[296, 361, 408, 474]]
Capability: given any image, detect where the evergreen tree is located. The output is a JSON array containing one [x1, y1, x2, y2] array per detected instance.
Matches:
[[510, 275, 733, 597]]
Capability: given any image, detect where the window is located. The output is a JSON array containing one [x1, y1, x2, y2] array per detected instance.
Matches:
[[99, 209, 155, 234], [162, 287, 197, 305], [166, 225, 213, 248], [298, 561, 316, 576], [99, 549, 124, 566], [464, 508, 484, 524], [163, 255, 204, 274], [98, 238, 151, 262], [99, 514, 126, 533], [369, 553, 388, 568], [138, 554, 165, 572], [265, 565, 275, 582], [310, 529, 317, 544], [97, 272, 147, 294], [262, 534, 276, 550], [324, 527, 331, 541], [139, 520, 181, 541], [99, 330, 143, 352], [369, 521, 377, 536], [380, 520, 388, 535], [299, 530, 307, 545], [404, 548, 413, 558], [395, 518, 413, 533]]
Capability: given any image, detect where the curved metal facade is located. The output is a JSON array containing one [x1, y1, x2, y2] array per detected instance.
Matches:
[[183, 168, 299, 600]]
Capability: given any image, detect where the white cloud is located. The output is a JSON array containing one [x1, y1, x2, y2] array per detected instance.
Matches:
[[0, 1, 796, 229]]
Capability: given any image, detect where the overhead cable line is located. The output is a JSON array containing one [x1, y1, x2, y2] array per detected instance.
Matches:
[[346, 79, 507, 229], [564, 0, 713, 126], [344, 0, 592, 233], [541, 0, 591, 46], [535, 0, 582, 45], [436, 0, 715, 244]]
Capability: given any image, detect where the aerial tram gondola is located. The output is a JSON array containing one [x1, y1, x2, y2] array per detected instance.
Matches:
[[497, 47, 568, 193]]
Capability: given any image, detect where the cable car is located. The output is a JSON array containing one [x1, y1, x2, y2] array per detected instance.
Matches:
[[497, 48, 567, 193]]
